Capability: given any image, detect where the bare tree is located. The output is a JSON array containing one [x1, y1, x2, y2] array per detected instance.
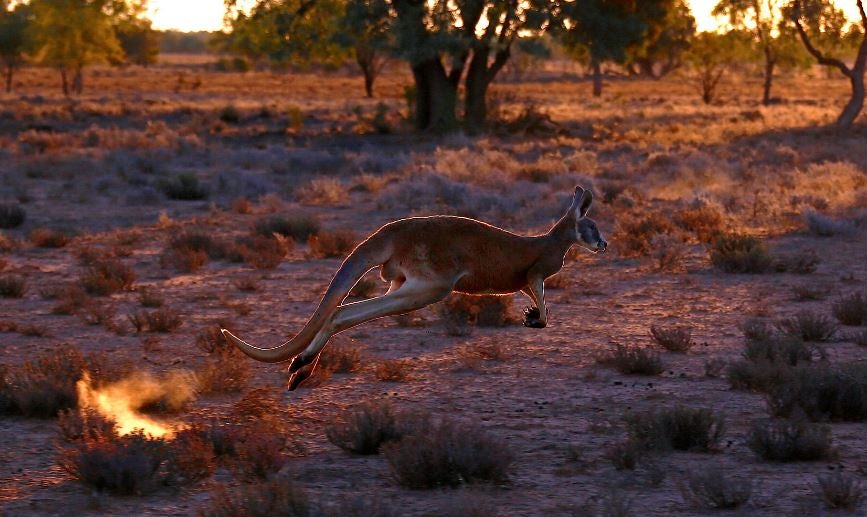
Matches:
[[790, 0, 867, 128]]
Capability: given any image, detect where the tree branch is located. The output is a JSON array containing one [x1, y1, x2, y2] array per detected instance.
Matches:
[[858, 0, 866, 28], [792, 1, 851, 77]]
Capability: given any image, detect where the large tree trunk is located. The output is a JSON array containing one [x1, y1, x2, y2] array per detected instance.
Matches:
[[356, 46, 376, 98], [762, 46, 775, 105], [592, 59, 602, 97], [4, 65, 12, 93], [464, 48, 490, 135], [837, 68, 865, 127], [411, 58, 458, 133]]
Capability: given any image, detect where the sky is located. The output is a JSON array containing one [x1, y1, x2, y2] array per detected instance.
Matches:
[[146, 0, 860, 33]]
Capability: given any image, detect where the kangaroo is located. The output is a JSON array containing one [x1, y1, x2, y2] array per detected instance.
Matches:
[[222, 186, 607, 390]]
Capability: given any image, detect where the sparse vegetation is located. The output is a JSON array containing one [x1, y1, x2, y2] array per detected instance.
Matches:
[[159, 172, 209, 200], [747, 419, 833, 462], [597, 345, 664, 375], [817, 472, 864, 512], [776, 311, 837, 342], [308, 229, 357, 258], [79, 258, 135, 295], [0, 203, 26, 229], [254, 214, 321, 242], [0, 346, 89, 418], [0, 274, 26, 298], [384, 415, 513, 488], [625, 406, 725, 452], [128, 308, 183, 333], [318, 341, 362, 374], [649, 325, 693, 353], [30, 227, 71, 248], [375, 359, 411, 382], [195, 326, 251, 394], [767, 364, 867, 422], [682, 468, 752, 510], [438, 294, 517, 327], [832, 292, 867, 326], [200, 478, 310, 517], [326, 401, 401, 455], [709, 233, 773, 274]]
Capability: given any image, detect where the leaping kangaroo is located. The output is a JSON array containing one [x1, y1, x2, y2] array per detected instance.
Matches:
[[222, 186, 607, 390]]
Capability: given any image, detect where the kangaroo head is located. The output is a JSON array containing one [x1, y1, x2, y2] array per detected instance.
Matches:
[[568, 186, 607, 253]]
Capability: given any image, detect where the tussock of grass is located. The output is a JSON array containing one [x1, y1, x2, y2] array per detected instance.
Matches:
[[326, 401, 401, 455], [649, 325, 693, 353], [597, 345, 664, 375], [709, 233, 773, 274], [625, 406, 725, 452], [747, 419, 832, 462]]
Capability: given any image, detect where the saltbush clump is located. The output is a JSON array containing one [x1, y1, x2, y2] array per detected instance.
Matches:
[[709, 233, 773, 274], [747, 419, 832, 462], [625, 406, 725, 452], [597, 345, 664, 375], [326, 401, 401, 455]]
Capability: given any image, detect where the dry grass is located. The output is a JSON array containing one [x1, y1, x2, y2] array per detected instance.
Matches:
[[776, 311, 838, 342], [0, 203, 26, 229], [681, 468, 752, 510], [375, 358, 411, 382], [308, 229, 358, 258], [597, 345, 664, 375], [383, 414, 513, 488], [0, 275, 26, 298], [649, 325, 693, 353], [625, 406, 725, 453], [831, 292, 867, 326], [747, 419, 833, 462], [817, 472, 864, 512], [128, 308, 183, 333], [0, 346, 89, 418], [709, 233, 774, 274], [438, 294, 517, 327], [30, 227, 72, 248], [254, 213, 321, 242], [200, 479, 310, 517], [326, 400, 401, 455], [79, 257, 135, 295], [318, 341, 363, 374]]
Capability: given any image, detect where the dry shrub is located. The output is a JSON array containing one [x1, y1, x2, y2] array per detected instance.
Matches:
[[597, 345, 664, 375], [195, 327, 250, 394], [326, 401, 401, 455], [30, 227, 71, 248], [767, 364, 867, 422], [383, 414, 513, 488], [0, 274, 26, 298], [456, 341, 510, 370], [50, 284, 89, 314], [318, 341, 362, 374], [743, 335, 820, 365], [375, 359, 411, 382], [231, 196, 252, 214], [776, 310, 837, 342], [161, 231, 228, 272], [308, 229, 357, 258], [727, 360, 796, 393], [616, 212, 675, 256], [817, 472, 864, 512], [625, 406, 725, 452], [831, 292, 867, 326], [650, 233, 687, 270], [59, 430, 167, 495], [673, 205, 724, 243], [199, 478, 310, 517], [79, 302, 117, 328], [709, 233, 774, 274], [159, 172, 208, 200], [791, 284, 829, 301], [747, 419, 832, 462], [230, 421, 289, 481], [80, 257, 135, 295], [681, 468, 752, 510], [254, 213, 321, 241], [128, 308, 183, 333], [438, 294, 516, 327], [233, 276, 260, 292], [0, 203, 26, 229], [57, 407, 117, 443], [649, 325, 693, 353], [163, 428, 217, 486], [1, 345, 88, 418], [295, 177, 347, 205], [137, 287, 164, 308], [775, 250, 820, 274], [851, 330, 867, 347], [237, 235, 291, 269], [606, 440, 644, 471]]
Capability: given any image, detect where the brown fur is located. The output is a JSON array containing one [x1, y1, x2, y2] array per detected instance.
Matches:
[[222, 186, 606, 390]]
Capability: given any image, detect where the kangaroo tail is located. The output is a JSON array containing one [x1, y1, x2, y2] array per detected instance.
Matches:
[[221, 236, 389, 363]]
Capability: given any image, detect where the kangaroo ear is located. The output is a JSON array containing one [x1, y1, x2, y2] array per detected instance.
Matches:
[[576, 189, 593, 219]]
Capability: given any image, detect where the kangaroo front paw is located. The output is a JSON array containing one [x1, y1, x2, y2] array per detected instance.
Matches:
[[522, 306, 547, 328]]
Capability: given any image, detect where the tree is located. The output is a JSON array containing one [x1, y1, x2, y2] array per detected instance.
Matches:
[[626, 0, 696, 79], [558, 1, 668, 96], [0, 2, 31, 93], [114, 1, 159, 66], [28, 0, 124, 95], [336, 0, 392, 97], [787, 0, 867, 127], [225, 0, 554, 133], [685, 31, 752, 104]]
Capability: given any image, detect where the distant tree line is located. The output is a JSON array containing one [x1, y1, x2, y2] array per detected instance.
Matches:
[[1, 0, 864, 128], [0, 0, 159, 95], [217, 0, 866, 130]]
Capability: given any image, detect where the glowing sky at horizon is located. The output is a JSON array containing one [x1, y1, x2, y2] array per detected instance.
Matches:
[[146, 0, 861, 33]]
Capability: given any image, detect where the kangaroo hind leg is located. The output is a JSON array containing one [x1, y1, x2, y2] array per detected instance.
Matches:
[[287, 278, 455, 390]]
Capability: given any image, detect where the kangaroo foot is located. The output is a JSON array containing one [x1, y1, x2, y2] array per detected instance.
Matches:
[[287, 365, 314, 391], [522, 306, 547, 328], [288, 354, 309, 374]]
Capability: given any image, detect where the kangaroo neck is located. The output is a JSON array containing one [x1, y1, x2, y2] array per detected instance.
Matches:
[[541, 215, 577, 262]]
